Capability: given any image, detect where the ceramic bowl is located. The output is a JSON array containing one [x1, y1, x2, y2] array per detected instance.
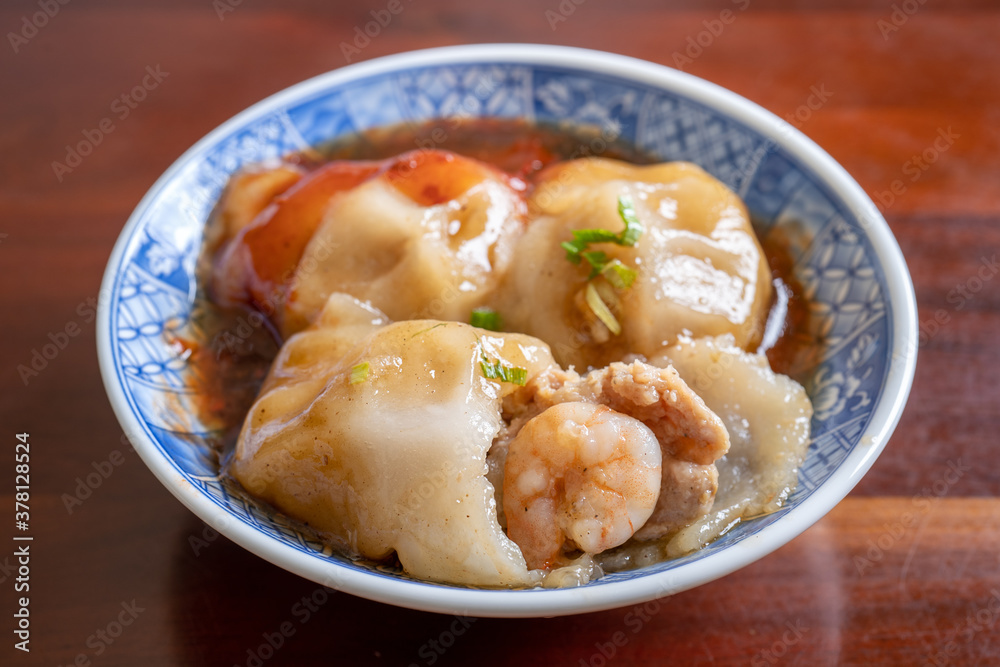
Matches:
[[97, 44, 917, 617]]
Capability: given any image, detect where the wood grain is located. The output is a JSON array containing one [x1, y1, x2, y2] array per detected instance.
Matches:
[[1, 1, 998, 665]]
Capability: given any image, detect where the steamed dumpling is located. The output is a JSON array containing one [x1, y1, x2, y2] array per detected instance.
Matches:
[[211, 150, 527, 338], [648, 335, 813, 556], [496, 158, 772, 369], [229, 295, 555, 586]]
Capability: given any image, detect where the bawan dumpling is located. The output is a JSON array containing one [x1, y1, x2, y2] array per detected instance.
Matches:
[[211, 150, 527, 338], [496, 158, 772, 369], [229, 294, 732, 586], [229, 295, 554, 586]]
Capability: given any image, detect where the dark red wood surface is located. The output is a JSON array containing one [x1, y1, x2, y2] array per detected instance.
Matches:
[[2, 1, 998, 665]]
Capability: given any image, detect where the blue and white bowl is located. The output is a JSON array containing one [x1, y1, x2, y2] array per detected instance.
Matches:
[[97, 44, 917, 617]]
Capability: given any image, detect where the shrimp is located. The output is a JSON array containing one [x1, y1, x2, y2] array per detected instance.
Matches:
[[502, 401, 662, 570]]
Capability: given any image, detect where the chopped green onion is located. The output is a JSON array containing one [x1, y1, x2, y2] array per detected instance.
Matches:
[[585, 282, 621, 335], [560, 196, 642, 336], [480, 360, 528, 385], [616, 195, 643, 247], [561, 239, 586, 263], [409, 322, 448, 339], [569, 228, 624, 246], [601, 259, 638, 289], [477, 340, 528, 386], [470, 307, 503, 331], [349, 362, 369, 385], [562, 195, 645, 265], [506, 366, 528, 385], [580, 250, 610, 278]]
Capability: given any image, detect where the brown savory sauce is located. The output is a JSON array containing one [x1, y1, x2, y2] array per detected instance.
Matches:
[[759, 225, 817, 383]]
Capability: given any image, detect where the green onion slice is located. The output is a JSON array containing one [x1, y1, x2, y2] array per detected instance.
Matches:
[[585, 282, 622, 335], [616, 195, 643, 247], [580, 250, 610, 278], [470, 307, 503, 331], [562, 194, 644, 264], [601, 259, 638, 289], [409, 322, 448, 339], [477, 339, 528, 386], [349, 362, 370, 385], [479, 360, 528, 386]]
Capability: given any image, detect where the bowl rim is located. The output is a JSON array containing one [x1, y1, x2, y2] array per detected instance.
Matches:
[[97, 43, 918, 617]]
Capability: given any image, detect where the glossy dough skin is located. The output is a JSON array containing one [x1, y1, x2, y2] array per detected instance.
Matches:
[[649, 335, 813, 556], [497, 158, 773, 369], [211, 150, 526, 338], [230, 296, 558, 586]]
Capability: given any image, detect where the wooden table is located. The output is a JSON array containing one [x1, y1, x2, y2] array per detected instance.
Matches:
[[2, 1, 998, 664]]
